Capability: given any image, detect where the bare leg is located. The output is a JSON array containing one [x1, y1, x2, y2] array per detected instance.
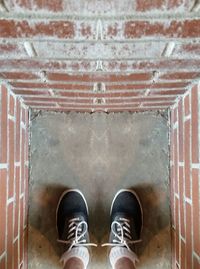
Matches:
[[64, 257, 84, 269], [115, 257, 136, 269]]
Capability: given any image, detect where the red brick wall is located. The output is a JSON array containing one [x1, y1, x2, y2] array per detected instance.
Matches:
[[0, 81, 200, 269], [0, 85, 29, 269], [170, 84, 200, 269]]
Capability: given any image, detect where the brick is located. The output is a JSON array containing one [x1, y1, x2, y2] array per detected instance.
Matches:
[[8, 119, 15, 198], [20, 129, 25, 194], [25, 131, 29, 164], [184, 94, 190, 117], [8, 0, 64, 12], [124, 20, 200, 38], [108, 82, 188, 91], [0, 85, 8, 163], [0, 59, 73, 71], [23, 96, 85, 103], [135, 0, 188, 11], [149, 89, 187, 96], [9, 81, 190, 91], [13, 239, 19, 269], [0, 19, 74, 39], [175, 197, 180, 263], [0, 72, 39, 80], [178, 99, 183, 162], [23, 229, 28, 268], [142, 101, 174, 107], [0, 43, 25, 57], [19, 197, 24, 263], [14, 166, 20, 239], [0, 169, 7, 255], [192, 169, 200, 256], [171, 229, 176, 267], [179, 166, 185, 238], [174, 129, 178, 193], [185, 202, 192, 269], [136, 0, 164, 11], [1, 59, 200, 72], [23, 91, 142, 100], [160, 72, 200, 80], [173, 44, 200, 58], [184, 119, 191, 198], [0, 256, 6, 269], [47, 72, 152, 82], [24, 101, 57, 107], [59, 103, 140, 109], [9, 94, 15, 116], [173, 106, 178, 124], [31, 106, 92, 112], [12, 89, 51, 96], [151, 82, 189, 89], [24, 166, 29, 227], [193, 255, 200, 269], [180, 239, 186, 269], [170, 164, 175, 227], [7, 202, 14, 269], [170, 125, 174, 164], [28, 96, 176, 106], [117, 59, 200, 71], [11, 82, 90, 91], [108, 96, 176, 104], [15, 99, 21, 162], [191, 86, 199, 163], [21, 108, 26, 124]]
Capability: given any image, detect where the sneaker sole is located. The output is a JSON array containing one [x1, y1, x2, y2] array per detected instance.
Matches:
[[56, 189, 89, 235], [110, 188, 144, 238]]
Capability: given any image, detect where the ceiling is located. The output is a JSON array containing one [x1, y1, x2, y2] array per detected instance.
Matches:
[[0, 0, 200, 112]]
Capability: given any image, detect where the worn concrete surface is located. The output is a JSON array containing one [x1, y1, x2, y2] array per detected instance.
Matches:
[[28, 111, 171, 269]]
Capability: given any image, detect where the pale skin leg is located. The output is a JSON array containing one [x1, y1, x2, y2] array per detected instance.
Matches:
[[115, 257, 136, 269], [63, 257, 84, 269], [63, 254, 136, 269]]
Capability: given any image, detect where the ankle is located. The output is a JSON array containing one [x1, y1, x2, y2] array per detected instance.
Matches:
[[64, 257, 84, 269], [109, 246, 138, 269], [115, 257, 136, 269], [61, 247, 89, 269]]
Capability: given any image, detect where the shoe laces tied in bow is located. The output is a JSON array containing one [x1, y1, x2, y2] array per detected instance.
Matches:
[[57, 217, 97, 251]]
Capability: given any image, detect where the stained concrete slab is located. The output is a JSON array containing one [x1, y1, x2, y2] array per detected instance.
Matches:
[[28, 111, 171, 269]]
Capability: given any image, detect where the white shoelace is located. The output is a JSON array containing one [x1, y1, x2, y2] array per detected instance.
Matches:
[[57, 217, 97, 251], [102, 218, 142, 251]]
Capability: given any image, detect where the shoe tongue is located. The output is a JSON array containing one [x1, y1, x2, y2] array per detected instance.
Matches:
[[113, 213, 137, 241], [113, 212, 130, 221], [61, 213, 86, 241], [69, 212, 86, 221]]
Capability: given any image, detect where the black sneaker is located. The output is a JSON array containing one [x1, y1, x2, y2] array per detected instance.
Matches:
[[102, 189, 143, 250], [56, 189, 96, 251]]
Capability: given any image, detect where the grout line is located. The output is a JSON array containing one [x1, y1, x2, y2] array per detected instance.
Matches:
[[20, 193, 24, 199], [173, 122, 178, 129], [175, 193, 179, 199], [0, 251, 6, 261], [0, 163, 8, 169], [7, 197, 14, 205], [183, 115, 191, 122], [180, 235, 186, 243], [184, 196, 192, 205], [8, 114, 15, 122], [193, 251, 200, 262], [21, 122, 26, 129], [13, 235, 19, 244], [192, 163, 200, 169]]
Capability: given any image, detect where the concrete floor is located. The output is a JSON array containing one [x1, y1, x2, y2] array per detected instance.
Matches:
[[28, 111, 171, 269]]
